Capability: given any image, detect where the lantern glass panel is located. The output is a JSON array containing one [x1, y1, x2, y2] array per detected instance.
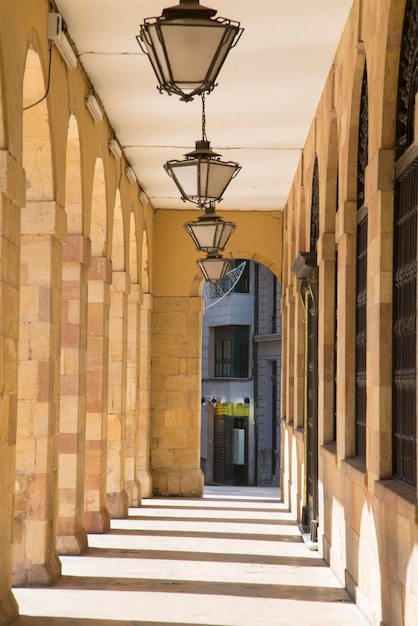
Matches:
[[188, 222, 219, 249], [198, 256, 231, 281], [160, 21, 227, 86], [169, 161, 199, 198], [205, 161, 239, 199]]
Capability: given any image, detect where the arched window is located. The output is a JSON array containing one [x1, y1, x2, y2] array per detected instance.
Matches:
[[393, 0, 418, 486], [355, 65, 368, 460], [310, 156, 319, 252]]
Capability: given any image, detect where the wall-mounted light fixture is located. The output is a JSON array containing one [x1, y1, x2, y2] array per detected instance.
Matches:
[[48, 13, 77, 70], [210, 396, 217, 406], [137, 0, 243, 102], [109, 139, 122, 160], [164, 94, 241, 208], [85, 94, 103, 123], [184, 204, 236, 253], [243, 397, 250, 408], [197, 254, 231, 282], [126, 166, 137, 184]]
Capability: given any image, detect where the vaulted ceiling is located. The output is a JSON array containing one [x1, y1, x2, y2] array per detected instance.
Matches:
[[54, 0, 353, 211]]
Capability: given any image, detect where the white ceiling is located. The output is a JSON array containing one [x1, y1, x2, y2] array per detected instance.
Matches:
[[54, 0, 353, 211]]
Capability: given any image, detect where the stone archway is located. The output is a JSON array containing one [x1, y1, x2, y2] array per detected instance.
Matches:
[[57, 114, 89, 555], [137, 226, 152, 497], [106, 189, 130, 518], [14, 45, 63, 586], [84, 157, 111, 533], [0, 33, 21, 625], [125, 209, 144, 505]]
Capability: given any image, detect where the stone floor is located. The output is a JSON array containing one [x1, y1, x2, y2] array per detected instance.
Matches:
[[12, 486, 371, 625]]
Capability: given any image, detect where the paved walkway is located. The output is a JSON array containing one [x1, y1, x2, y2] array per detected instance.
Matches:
[[12, 486, 370, 625]]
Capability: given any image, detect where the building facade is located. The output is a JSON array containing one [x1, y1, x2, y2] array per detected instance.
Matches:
[[200, 261, 281, 487], [280, 1, 418, 625]]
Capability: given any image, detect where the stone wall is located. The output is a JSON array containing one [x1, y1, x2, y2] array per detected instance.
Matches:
[[280, 1, 418, 625]]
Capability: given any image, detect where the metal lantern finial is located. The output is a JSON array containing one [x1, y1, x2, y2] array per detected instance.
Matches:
[[137, 0, 243, 102], [164, 94, 241, 208]]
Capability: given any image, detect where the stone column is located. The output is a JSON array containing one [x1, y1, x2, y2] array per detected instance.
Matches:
[[137, 293, 152, 497], [57, 235, 90, 554], [150, 295, 204, 496], [84, 257, 111, 533], [106, 271, 129, 518], [14, 199, 66, 585], [335, 202, 357, 460], [125, 283, 142, 506], [317, 232, 337, 445], [0, 151, 24, 623]]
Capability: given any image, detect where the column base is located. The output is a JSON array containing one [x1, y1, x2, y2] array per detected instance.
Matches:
[[84, 507, 111, 534], [56, 528, 88, 555], [152, 468, 204, 497], [106, 490, 129, 518], [137, 470, 153, 498], [125, 479, 142, 507], [0, 590, 19, 625], [12, 552, 61, 587]]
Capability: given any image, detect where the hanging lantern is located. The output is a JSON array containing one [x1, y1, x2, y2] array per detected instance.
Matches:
[[197, 253, 232, 282], [184, 204, 236, 253], [137, 0, 243, 102], [164, 94, 241, 207]]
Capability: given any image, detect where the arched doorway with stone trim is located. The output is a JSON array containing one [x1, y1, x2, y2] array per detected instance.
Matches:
[[57, 113, 89, 555], [84, 156, 111, 533], [14, 44, 63, 586], [150, 207, 282, 497], [200, 257, 282, 489]]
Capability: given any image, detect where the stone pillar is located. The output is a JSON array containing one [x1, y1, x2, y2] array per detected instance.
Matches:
[[138, 293, 152, 497], [150, 295, 204, 496], [125, 283, 143, 506], [57, 235, 90, 554], [0, 151, 24, 623], [317, 232, 337, 445], [84, 257, 111, 533], [106, 271, 129, 518], [366, 151, 394, 483], [14, 199, 66, 585], [335, 202, 357, 461]]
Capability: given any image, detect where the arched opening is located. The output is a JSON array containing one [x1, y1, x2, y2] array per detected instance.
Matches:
[[357, 504, 382, 624], [138, 226, 152, 497], [57, 114, 88, 554], [200, 259, 282, 489], [14, 45, 62, 586], [125, 209, 141, 505], [107, 189, 130, 518], [0, 35, 20, 624], [84, 157, 111, 533]]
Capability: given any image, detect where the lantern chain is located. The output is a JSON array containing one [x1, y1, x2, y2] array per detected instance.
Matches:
[[201, 93, 207, 142]]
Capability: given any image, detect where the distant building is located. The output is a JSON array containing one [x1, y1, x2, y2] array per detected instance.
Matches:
[[200, 261, 281, 486]]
